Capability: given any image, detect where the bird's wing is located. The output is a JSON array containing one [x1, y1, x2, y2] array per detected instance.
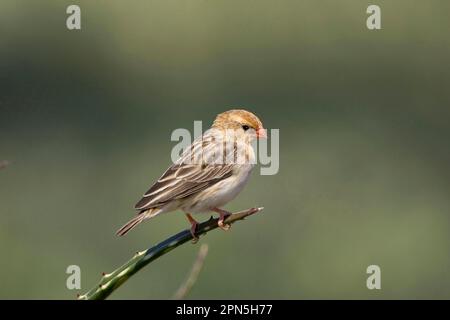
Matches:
[[134, 133, 235, 211]]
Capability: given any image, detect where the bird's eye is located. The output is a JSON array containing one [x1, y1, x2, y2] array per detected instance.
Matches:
[[242, 125, 250, 131]]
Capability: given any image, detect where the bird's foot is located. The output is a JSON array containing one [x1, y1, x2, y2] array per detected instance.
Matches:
[[212, 208, 232, 231], [190, 223, 199, 244], [218, 218, 231, 231], [185, 213, 199, 244]]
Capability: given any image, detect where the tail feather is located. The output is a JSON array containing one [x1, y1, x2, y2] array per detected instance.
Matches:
[[116, 214, 146, 236], [116, 208, 161, 236]]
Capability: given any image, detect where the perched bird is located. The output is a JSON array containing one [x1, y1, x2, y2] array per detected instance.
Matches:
[[116, 109, 267, 241]]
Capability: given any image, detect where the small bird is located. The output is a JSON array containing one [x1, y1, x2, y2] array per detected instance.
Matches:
[[116, 109, 267, 241]]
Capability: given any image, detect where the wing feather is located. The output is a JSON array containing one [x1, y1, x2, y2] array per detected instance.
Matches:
[[135, 132, 235, 211]]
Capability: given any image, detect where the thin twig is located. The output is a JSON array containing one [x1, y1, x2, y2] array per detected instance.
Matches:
[[78, 207, 263, 300], [173, 243, 209, 300]]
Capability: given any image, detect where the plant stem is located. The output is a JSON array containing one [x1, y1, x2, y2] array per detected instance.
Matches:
[[78, 207, 263, 300], [173, 243, 209, 300]]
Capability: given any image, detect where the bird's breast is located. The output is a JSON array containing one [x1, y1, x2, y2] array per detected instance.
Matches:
[[182, 164, 254, 213]]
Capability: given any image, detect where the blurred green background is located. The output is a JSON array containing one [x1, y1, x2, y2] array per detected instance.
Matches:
[[1, 0, 449, 299]]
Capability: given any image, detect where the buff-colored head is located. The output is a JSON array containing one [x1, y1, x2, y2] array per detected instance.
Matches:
[[212, 109, 267, 140]]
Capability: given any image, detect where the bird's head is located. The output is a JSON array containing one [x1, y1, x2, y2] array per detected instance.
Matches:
[[212, 109, 267, 141]]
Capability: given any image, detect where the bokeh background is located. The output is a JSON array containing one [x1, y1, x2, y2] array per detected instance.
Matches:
[[1, 0, 449, 299]]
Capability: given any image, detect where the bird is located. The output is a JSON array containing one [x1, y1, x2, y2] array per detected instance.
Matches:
[[116, 109, 267, 241]]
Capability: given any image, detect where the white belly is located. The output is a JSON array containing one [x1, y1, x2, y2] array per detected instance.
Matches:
[[181, 164, 254, 213]]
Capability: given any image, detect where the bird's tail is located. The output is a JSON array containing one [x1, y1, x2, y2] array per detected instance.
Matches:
[[116, 209, 158, 236]]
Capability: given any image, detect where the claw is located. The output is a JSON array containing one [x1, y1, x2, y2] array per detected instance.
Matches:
[[218, 218, 231, 231], [212, 207, 232, 231]]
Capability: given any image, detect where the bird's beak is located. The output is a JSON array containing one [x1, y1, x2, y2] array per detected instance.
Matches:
[[256, 128, 267, 139]]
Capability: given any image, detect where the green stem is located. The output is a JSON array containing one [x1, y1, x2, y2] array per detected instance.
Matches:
[[78, 207, 263, 300]]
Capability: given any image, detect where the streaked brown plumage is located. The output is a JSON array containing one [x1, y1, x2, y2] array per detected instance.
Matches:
[[116, 109, 266, 239]]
